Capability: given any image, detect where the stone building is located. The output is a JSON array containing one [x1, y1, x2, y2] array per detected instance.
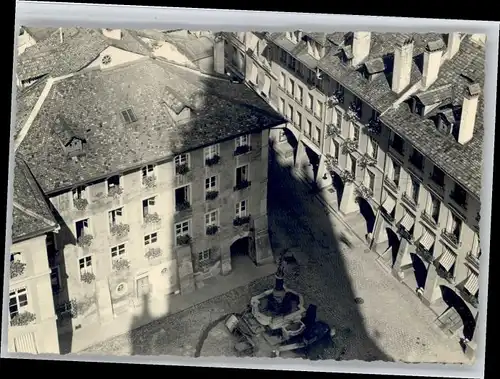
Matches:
[[13, 57, 285, 340], [7, 156, 60, 354], [219, 31, 485, 356]]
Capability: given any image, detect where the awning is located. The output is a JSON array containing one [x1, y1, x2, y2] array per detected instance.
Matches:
[[464, 273, 479, 296], [419, 229, 435, 251], [381, 195, 396, 214], [262, 75, 271, 97], [399, 212, 415, 231], [14, 332, 38, 354], [438, 246, 457, 271]]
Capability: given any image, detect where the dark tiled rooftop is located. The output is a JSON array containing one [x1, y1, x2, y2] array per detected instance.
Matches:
[[11, 156, 57, 241], [14, 77, 48, 139], [163, 33, 214, 64], [380, 36, 485, 198], [17, 58, 285, 194], [17, 27, 151, 82]]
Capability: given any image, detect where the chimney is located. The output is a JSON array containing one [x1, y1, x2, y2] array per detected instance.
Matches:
[[422, 39, 445, 89], [213, 34, 225, 75], [445, 33, 461, 60], [352, 31, 371, 66], [59, 27, 63, 44], [458, 83, 481, 145], [392, 37, 414, 94]]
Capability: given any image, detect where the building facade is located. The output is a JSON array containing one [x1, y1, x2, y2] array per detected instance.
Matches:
[[220, 31, 484, 356], [13, 55, 284, 346], [7, 158, 60, 354]]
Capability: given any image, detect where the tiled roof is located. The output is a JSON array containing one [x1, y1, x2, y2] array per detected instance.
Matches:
[[11, 155, 57, 241], [380, 36, 485, 199], [163, 33, 214, 63], [415, 84, 454, 106], [14, 77, 48, 139], [17, 58, 286, 194], [23, 27, 59, 42], [17, 28, 151, 82]]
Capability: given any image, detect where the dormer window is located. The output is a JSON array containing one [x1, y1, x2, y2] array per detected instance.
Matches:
[[121, 108, 137, 124], [107, 175, 122, 197], [286, 31, 300, 44], [450, 183, 467, 209]]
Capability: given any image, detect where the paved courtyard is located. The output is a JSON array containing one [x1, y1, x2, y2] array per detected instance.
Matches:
[[81, 155, 470, 364]]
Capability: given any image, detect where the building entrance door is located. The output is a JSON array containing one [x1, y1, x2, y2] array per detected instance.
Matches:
[[136, 276, 150, 298]]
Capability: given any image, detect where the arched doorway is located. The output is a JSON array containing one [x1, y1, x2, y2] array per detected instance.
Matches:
[[356, 197, 376, 234], [386, 227, 400, 267], [331, 171, 344, 206], [409, 253, 427, 289], [303, 145, 320, 183], [437, 285, 477, 340], [230, 236, 255, 268]]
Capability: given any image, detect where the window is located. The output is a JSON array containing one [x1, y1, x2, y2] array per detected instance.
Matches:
[[121, 108, 137, 124], [236, 134, 250, 147], [75, 219, 90, 239], [236, 200, 247, 217], [306, 120, 312, 137], [349, 155, 357, 177], [175, 220, 190, 238], [296, 111, 302, 128], [307, 94, 313, 111], [425, 193, 440, 223], [107, 175, 121, 192], [279, 72, 285, 88], [391, 161, 401, 187], [278, 97, 285, 113], [471, 233, 481, 259], [108, 207, 123, 227], [9, 288, 28, 319], [287, 105, 294, 122], [144, 232, 158, 246], [205, 175, 217, 191], [297, 86, 303, 103], [407, 177, 420, 204], [204, 144, 219, 161], [236, 165, 249, 184], [72, 185, 87, 200], [288, 78, 295, 97], [314, 127, 321, 145], [175, 185, 190, 208], [142, 164, 155, 179], [142, 197, 156, 218], [446, 213, 462, 240], [111, 244, 126, 262], [199, 249, 211, 262], [278, 130, 287, 142], [410, 149, 424, 171], [79, 255, 93, 277], [174, 153, 189, 173], [335, 110, 342, 129], [332, 140, 340, 160], [352, 124, 360, 142], [50, 266, 61, 293], [315, 99, 323, 119], [431, 166, 445, 187], [368, 137, 378, 160], [366, 170, 375, 192], [391, 133, 405, 155], [11, 252, 22, 263], [451, 183, 467, 207], [205, 210, 219, 227]]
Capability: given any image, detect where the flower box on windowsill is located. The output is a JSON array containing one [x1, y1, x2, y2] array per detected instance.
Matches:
[[205, 190, 219, 201], [112, 259, 130, 272], [326, 124, 340, 137], [142, 175, 157, 189], [234, 145, 251, 156], [10, 261, 26, 279], [176, 234, 191, 246], [107, 186, 123, 198], [397, 225, 413, 242], [175, 164, 190, 176], [441, 229, 462, 249], [145, 247, 162, 260], [10, 311, 36, 327], [80, 272, 95, 284], [73, 198, 89, 211], [175, 201, 191, 212], [354, 184, 373, 201], [143, 212, 161, 225], [345, 102, 361, 121], [206, 225, 219, 236], [341, 138, 358, 155], [205, 155, 221, 166], [77, 234, 94, 248], [366, 118, 381, 135], [416, 245, 434, 263], [436, 266, 455, 284], [339, 170, 354, 184], [358, 154, 376, 170], [380, 209, 395, 223], [327, 93, 342, 107], [234, 180, 251, 191], [233, 215, 251, 226], [110, 223, 130, 238]]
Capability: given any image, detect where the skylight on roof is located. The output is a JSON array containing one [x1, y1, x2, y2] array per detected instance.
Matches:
[[121, 108, 138, 124]]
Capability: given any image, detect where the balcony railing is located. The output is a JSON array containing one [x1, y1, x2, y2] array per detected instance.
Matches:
[[397, 224, 413, 242], [421, 211, 439, 228], [459, 288, 479, 308], [233, 215, 251, 226], [384, 176, 399, 192], [466, 252, 480, 270], [380, 208, 395, 223], [175, 164, 190, 176], [441, 229, 462, 248], [234, 145, 252, 156], [416, 245, 435, 263], [401, 192, 418, 210], [234, 180, 251, 191], [175, 201, 191, 212], [436, 266, 455, 284]]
